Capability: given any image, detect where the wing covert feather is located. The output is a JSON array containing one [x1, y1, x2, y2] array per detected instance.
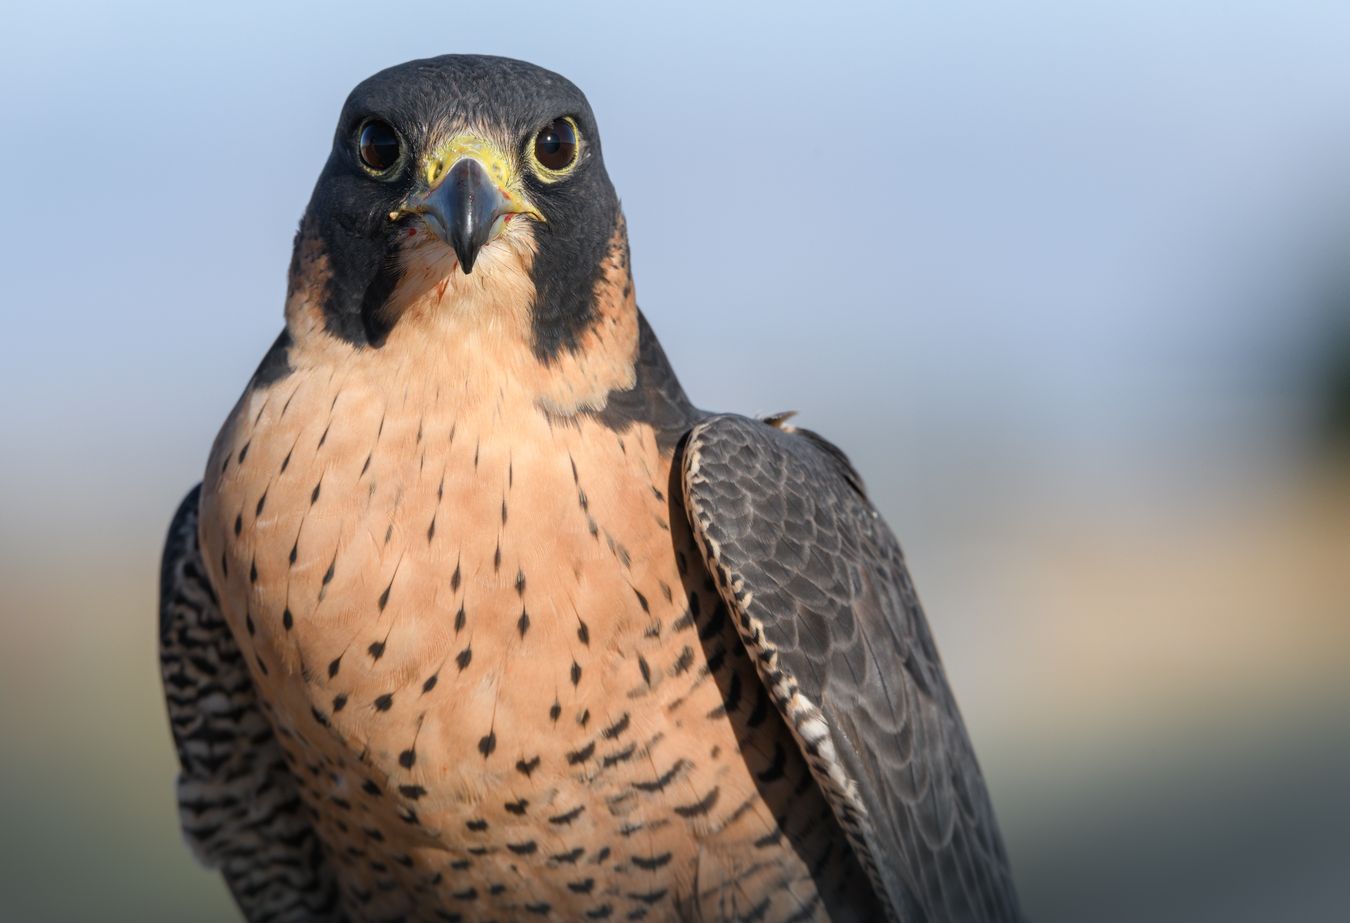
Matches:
[[682, 415, 1021, 923]]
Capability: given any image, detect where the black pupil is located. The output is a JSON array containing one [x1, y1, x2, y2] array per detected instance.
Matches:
[[534, 119, 576, 170], [359, 121, 400, 172]]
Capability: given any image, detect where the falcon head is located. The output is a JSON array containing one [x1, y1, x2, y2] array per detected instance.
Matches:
[[290, 55, 624, 353]]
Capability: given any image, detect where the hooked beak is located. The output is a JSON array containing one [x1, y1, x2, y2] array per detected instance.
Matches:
[[406, 158, 514, 274]]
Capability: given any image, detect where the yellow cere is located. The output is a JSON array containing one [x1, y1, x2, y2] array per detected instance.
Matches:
[[387, 132, 547, 225], [424, 135, 512, 186], [427, 135, 540, 216]]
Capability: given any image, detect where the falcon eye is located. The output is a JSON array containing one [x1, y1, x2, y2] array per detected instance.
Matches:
[[531, 118, 579, 174], [357, 119, 402, 174]]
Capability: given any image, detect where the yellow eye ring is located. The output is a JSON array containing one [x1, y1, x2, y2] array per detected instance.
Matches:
[[529, 117, 581, 179]]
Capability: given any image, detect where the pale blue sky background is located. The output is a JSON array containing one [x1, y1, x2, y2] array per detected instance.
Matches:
[[2, 3, 1349, 921], [4, 1, 1348, 518]]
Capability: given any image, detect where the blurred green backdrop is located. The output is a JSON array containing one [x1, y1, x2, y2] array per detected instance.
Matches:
[[2, 2, 1348, 921]]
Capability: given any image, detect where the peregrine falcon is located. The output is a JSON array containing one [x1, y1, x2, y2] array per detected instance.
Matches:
[[158, 55, 1021, 923]]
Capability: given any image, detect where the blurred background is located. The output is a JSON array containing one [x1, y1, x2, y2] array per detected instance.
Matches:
[[2, 2, 1348, 920]]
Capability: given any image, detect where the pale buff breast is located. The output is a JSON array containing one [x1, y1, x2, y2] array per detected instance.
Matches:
[[196, 229, 864, 921]]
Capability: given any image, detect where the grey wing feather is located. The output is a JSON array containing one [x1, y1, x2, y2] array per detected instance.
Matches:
[[682, 415, 1022, 923], [159, 485, 344, 922]]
